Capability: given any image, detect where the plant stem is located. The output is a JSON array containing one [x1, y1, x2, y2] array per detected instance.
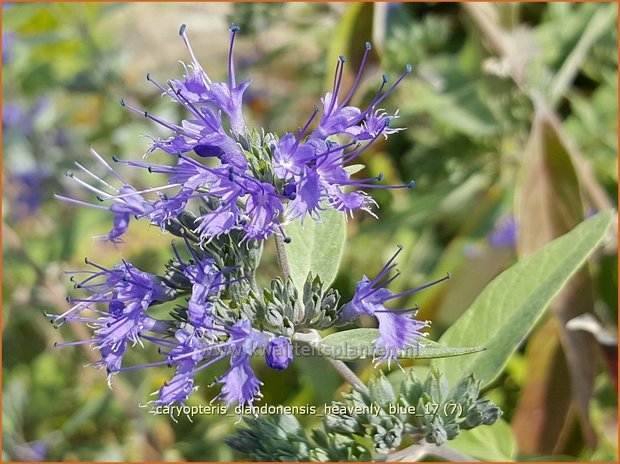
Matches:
[[293, 330, 370, 395], [327, 358, 370, 395], [274, 233, 291, 280]]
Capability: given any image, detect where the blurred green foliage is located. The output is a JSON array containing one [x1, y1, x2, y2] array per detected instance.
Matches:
[[2, 3, 617, 461]]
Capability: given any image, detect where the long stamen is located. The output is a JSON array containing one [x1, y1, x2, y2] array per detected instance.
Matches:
[[373, 269, 401, 290], [170, 240, 187, 269], [54, 340, 92, 348], [179, 24, 211, 85], [326, 55, 346, 116], [120, 98, 199, 139], [182, 235, 202, 264], [338, 41, 372, 110], [74, 162, 119, 193], [373, 64, 412, 109], [89, 147, 128, 185], [228, 24, 240, 88], [65, 172, 115, 199], [107, 183, 182, 200], [295, 106, 320, 146], [340, 179, 415, 190], [84, 257, 113, 273], [374, 305, 419, 314], [111, 157, 176, 175], [369, 245, 403, 285], [341, 127, 388, 164], [168, 80, 219, 132], [146, 73, 181, 101], [385, 273, 451, 301], [315, 140, 358, 168], [54, 194, 108, 211]]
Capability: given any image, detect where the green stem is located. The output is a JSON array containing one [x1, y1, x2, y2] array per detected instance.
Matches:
[[293, 330, 369, 395], [274, 234, 291, 280], [326, 358, 370, 395]]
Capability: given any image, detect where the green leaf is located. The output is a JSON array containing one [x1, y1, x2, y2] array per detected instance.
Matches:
[[317, 328, 484, 361], [432, 210, 615, 387], [285, 208, 346, 291], [448, 419, 517, 461]]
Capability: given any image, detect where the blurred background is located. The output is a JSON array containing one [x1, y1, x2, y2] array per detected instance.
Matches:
[[2, 2, 617, 461]]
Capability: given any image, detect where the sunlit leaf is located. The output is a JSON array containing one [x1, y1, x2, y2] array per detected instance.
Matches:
[[317, 328, 484, 361], [285, 208, 346, 291], [432, 210, 614, 387]]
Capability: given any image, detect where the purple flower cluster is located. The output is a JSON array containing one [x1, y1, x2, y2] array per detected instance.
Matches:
[[51, 239, 293, 408], [58, 24, 413, 244], [53, 24, 435, 410], [340, 246, 450, 366]]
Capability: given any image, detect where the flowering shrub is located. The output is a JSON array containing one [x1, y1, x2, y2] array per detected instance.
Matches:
[[48, 23, 614, 460]]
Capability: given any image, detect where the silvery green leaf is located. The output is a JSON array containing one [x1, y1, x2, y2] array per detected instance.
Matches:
[[317, 328, 485, 361], [285, 207, 346, 292]]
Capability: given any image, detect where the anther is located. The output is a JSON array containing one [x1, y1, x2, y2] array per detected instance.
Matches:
[[365, 41, 372, 50], [376, 172, 384, 181], [229, 23, 240, 33], [407, 180, 416, 189], [179, 24, 187, 36], [119, 98, 126, 107], [112, 155, 119, 162], [339, 55, 346, 63], [283, 236, 292, 244]]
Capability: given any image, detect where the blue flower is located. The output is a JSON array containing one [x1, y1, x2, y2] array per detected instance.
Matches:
[[51, 259, 175, 382], [215, 319, 270, 407], [489, 216, 517, 248], [265, 337, 293, 371], [339, 246, 450, 365], [171, 237, 234, 330]]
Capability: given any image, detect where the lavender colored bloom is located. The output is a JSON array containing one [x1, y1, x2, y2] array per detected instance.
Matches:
[[312, 45, 410, 141], [265, 337, 293, 371], [51, 259, 175, 382], [51, 24, 423, 413], [242, 180, 284, 240], [271, 132, 315, 180], [8, 170, 49, 219], [170, 237, 232, 330], [489, 216, 517, 248], [121, 24, 248, 161], [150, 329, 206, 408], [3, 31, 15, 64], [339, 247, 450, 365], [147, 319, 275, 408], [271, 46, 415, 223], [216, 319, 270, 407], [108, 25, 414, 242], [55, 148, 165, 243]]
